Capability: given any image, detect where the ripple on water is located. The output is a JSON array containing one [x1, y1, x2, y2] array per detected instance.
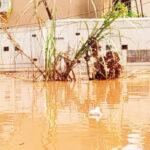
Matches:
[[0, 77, 149, 149]]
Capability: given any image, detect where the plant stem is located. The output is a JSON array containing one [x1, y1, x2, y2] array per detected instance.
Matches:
[[42, 0, 53, 20]]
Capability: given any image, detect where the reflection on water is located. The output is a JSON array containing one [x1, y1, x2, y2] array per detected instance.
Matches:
[[0, 75, 150, 150]]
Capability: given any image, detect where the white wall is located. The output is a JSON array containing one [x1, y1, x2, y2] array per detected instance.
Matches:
[[52, 18, 150, 65], [0, 27, 44, 71], [54, 18, 150, 50], [1, 18, 150, 72]]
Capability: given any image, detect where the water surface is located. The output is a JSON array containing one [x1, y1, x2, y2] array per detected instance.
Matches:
[[0, 75, 150, 150]]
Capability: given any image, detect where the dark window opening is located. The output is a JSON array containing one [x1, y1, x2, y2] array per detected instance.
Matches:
[[33, 58, 37, 61], [4, 47, 9, 52], [75, 32, 80, 36], [122, 44, 128, 50], [32, 34, 36, 37], [106, 45, 112, 50]]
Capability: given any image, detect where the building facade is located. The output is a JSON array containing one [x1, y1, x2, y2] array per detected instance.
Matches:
[[0, 0, 150, 73]]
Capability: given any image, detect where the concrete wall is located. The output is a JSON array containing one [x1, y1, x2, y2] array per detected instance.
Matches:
[[0, 27, 44, 71], [1, 18, 150, 71], [53, 18, 150, 65], [56, 18, 150, 49]]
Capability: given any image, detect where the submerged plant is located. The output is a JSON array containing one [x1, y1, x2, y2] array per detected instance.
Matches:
[[89, 43, 122, 80], [56, 2, 128, 81], [0, 1, 128, 81], [44, 19, 56, 80]]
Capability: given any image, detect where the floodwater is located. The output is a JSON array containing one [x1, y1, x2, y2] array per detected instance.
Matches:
[[0, 75, 150, 150]]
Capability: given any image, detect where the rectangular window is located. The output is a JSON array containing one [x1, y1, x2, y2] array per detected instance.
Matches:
[[32, 34, 36, 37], [33, 58, 37, 61], [3, 46, 9, 51], [75, 32, 80, 36], [122, 45, 128, 50]]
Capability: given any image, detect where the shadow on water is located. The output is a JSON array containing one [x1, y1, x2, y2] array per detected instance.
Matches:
[[0, 75, 150, 149]]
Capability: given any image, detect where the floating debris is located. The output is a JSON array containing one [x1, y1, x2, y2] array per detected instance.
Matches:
[[89, 107, 103, 122]]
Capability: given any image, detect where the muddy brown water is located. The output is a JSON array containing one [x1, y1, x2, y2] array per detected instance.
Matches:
[[0, 75, 150, 150]]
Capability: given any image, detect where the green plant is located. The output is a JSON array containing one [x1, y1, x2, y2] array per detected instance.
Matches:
[[127, 10, 139, 17], [58, 2, 128, 80], [44, 20, 56, 80]]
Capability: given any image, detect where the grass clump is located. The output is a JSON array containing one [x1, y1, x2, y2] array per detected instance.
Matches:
[[55, 2, 128, 81]]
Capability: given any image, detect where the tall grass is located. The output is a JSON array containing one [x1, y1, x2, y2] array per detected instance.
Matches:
[[42, 2, 128, 81], [60, 2, 128, 80], [44, 20, 56, 80]]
